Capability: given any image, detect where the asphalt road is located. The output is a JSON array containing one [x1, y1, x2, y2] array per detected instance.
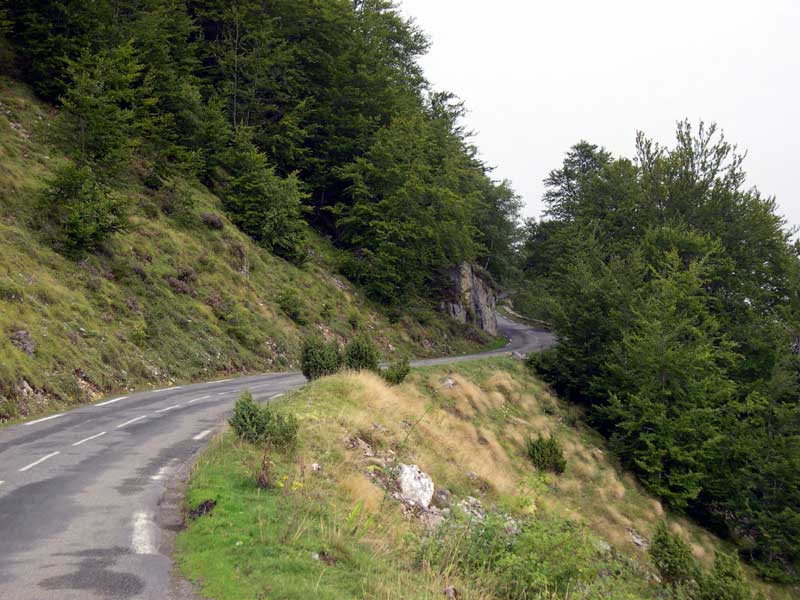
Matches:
[[0, 316, 554, 600]]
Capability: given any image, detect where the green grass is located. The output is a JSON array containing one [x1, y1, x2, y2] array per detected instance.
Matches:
[[0, 77, 498, 422], [176, 361, 796, 599]]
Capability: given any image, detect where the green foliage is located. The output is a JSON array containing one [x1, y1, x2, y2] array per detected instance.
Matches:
[[219, 131, 307, 264], [300, 335, 342, 381], [344, 334, 380, 372], [228, 391, 298, 449], [277, 290, 307, 326], [38, 164, 126, 257], [58, 43, 141, 169], [650, 522, 697, 586], [519, 123, 800, 577], [420, 511, 643, 598], [697, 552, 764, 600], [525, 434, 566, 474], [380, 357, 410, 385]]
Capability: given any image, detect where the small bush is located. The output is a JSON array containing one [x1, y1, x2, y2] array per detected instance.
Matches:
[[200, 212, 224, 230], [650, 521, 697, 586], [381, 357, 410, 385], [301, 335, 342, 380], [698, 552, 763, 600], [278, 290, 307, 325], [229, 392, 298, 449], [347, 312, 361, 330], [345, 334, 380, 372], [526, 434, 566, 474], [38, 164, 126, 258]]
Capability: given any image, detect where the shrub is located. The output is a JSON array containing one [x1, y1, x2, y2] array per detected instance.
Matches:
[[38, 164, 126, 258], [650, 521, 697, 586], [200, 212, 224, 230], [301, 335, 342, 380], [526, 434, 566, 474], [278, 290, 307, 325], [381, 357, 410, 385], [698, 552, 764, 600], [229, 391, 298, 449], [345, 334, 380, 372]]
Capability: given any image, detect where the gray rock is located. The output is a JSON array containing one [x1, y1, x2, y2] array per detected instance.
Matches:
[[419, 507, 447, 530], [397, 464, 434, 509], [10, 330, 35, 356], [440, 263, 498, 335], [457, 496, 486, 522]]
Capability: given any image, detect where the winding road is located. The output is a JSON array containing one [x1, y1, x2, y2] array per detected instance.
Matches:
[[0, 316, 553, 599]]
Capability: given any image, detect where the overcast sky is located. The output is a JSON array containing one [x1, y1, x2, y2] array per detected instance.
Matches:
[[398, 0, 800, 230]]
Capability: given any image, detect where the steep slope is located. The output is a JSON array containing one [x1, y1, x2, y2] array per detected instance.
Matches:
[[176, 359, 795, 599], [0, 78, 496, 422]]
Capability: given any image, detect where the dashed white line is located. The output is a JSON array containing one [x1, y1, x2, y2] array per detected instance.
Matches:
[[72, 431, 107, 447], [117, 415, 147, 429], [217, 392, 228, 396], [132, 511, 157, 555], [186, 395, 210, 405], [95, 396, 127, 407], [19, 451, 60, 472], [25, 413, 64, 426], [250, 384, 273, 390], [193, 429, 212, 441], [270, 393, 285, 400], [155, 404, 181, 413], [214, 378, 232, 383]]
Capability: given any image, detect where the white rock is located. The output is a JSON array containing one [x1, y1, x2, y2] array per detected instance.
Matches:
[[397, 464, 434, 509]]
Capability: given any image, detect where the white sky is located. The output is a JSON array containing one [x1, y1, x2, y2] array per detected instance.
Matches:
[[399, 0, 800, 230]]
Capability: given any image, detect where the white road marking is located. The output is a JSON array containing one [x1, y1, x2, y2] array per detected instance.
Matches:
[[155, 404, 181, 413], [250, 384, 273, 390], [72, 431, 106, 447], [19, 451, 60, 472], [217, 392, 228, 396], [25, 413, 64, 426], [0, 481, 4, 487], [215, 378, 232, 383], [186, 395, 210, 405], [132, 512, 158, 555], [193, 429, 212, 441], [117, 415, 147, 429], [270, 393, 284, 400], [95, 396, 127, 407]]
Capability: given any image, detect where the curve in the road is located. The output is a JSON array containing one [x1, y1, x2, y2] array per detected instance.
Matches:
[[0, 317, 554, 600]]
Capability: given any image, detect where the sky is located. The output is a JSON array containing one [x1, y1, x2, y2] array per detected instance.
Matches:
[[398, 0, 800, 230]]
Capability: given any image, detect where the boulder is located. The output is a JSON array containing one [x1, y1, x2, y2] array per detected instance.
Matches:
[[397, 464, 434, 509], [440, 263, 498, 335], [10, 330, 35, 356]]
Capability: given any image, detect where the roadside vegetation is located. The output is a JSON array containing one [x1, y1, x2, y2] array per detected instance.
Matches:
[[176, 359, 794, 599]]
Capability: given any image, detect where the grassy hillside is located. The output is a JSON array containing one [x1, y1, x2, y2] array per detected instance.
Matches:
[[176, 359, 795, 599], [0, 78, 495, 422]]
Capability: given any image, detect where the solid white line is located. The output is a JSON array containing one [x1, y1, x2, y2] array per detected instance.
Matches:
[[193, 429, 212, 441], [155, 404, 180, 413], [186, 395, 210, 405], [215, 378, 232, 383], [25, 413, 64, 426], [132, 511, 157, 555], [117, 415, 147, 429], [95, 396, 127, 407], [19, 451, 60, 472], [72, 431, 106, 447]]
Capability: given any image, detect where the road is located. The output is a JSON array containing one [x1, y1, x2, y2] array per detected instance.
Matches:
[[0, 316, 554, 599]]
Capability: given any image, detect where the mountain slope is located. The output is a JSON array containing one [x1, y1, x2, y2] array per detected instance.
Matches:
[[0, 78, 495, 422]]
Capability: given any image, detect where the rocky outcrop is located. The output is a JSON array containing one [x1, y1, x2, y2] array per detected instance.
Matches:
[[397, 464, 434, 509], [440, 263, 498, 335]]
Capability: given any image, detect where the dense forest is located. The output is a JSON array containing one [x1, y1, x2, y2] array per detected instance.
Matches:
[[0, 0, 521, 302], [520, 127, 800, 582], [1, 0, 798, 587]]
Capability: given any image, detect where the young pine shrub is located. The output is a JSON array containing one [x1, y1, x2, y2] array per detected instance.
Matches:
[[344, 334, 380, 372], [229, 391, 298, 449], [301, 335, 342, 380], [650, 521, 698, 586], [697, 552, 765, 600], [526, 435, 567, 474], [38, 164, 127, 258], [381, 357, 410, 385]]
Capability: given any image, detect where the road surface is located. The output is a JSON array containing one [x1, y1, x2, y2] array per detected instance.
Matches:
[[0, 316, 553, 599]]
